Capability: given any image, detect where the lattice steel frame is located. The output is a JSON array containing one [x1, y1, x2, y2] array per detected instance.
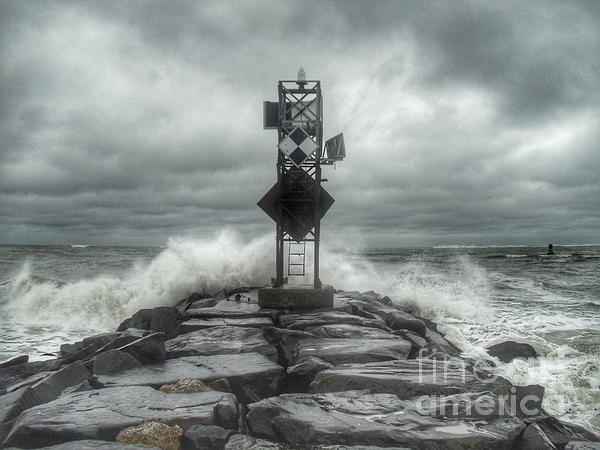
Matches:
[[275, 80, 323, 288]]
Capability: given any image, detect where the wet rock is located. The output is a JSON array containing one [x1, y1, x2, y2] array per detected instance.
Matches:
[[517, 423, 557, 449], [116, 316, 133, 331], [182, 424, 235, 450], [304, 324, 398, 340], [285, 356, 334, 393], [111, 328, 153, 348], [263, 327, 316, 367], [258, 286, 334, 310], [423, 328, 462, 357], [288, 356, 334, 378], [96, 353, 283, 404], [311, 359, 482, 398], [0, 387, 40, 425], [59, 341, 85, 356], [224, 434, 289, 449], [224, 434, 398, 450], [176, 317, 273, 335], [207, 378, 233, 393], [487, 340, 538, 362], [60, 333, 120, 363], [160, 379, 211, 394], [0, 359, 63, 390], [566, 442, 600, 450], [131, 309, 154, 330], [174, 292, 216, 314], [4, 440, 160, 449], [362, 302, 427, 337], [28, 361, 90, 404], [246, 390, 525, 448], [166, 326, 277, 362], [513, 384, 545, 418], [392, 329, 428, 356], [93, 349, 142, 375], [117, 421, 183, 450], [150, 307, 184, 338], [3, 386, 240, 449], [279, 311, 389, 331], [2, 367, 91, 430], [82, 332, 121, 348], [186, 299, 277, 320], [295, 337, 411, 365], [0, 356, 28, 370], [529, 415, 600, 449], [117, 332, 166, 364]]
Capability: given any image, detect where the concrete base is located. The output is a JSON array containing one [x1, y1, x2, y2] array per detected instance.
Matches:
[[258, 285, 334, 310]]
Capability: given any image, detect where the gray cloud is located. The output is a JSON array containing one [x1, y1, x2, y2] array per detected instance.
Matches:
[[1, 0, 599, 247]]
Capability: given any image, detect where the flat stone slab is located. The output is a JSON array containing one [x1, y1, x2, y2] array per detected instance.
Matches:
[[5, 440, 158, 449], [97, 353, 283, 404], [310, 359, 484, 398], [166, 326, 277, 361], [225, 434, 401, 449], [279, 311, 389, 331], [185, 299, 278, 320], [177, 317, 273, 334], [305, 324, 399, 340], [246, 390, 525, 448], [3, 386, 240, 449], [296, 338, 411, 366], [258, 286, 334, 310]]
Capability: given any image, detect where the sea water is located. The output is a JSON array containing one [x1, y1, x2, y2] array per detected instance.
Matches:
[[0, 233, 598, 431]]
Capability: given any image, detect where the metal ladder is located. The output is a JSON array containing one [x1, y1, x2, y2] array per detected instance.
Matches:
[[287, 242, 306, 276]]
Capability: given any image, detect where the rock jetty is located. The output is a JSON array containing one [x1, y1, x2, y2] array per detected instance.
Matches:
[[1, 288, 599, 449]]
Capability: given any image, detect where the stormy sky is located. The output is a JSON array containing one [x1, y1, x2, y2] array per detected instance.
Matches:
[[1, 0, 599, 247]]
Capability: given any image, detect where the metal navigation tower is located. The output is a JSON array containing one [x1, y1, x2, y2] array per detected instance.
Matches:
[[258, 69, 346, 290]]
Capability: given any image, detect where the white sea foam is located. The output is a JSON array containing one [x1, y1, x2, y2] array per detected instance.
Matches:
[[0, 231, 271, 330]]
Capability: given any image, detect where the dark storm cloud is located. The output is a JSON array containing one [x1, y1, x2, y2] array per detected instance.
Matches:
[[1, 0, 599, 246]]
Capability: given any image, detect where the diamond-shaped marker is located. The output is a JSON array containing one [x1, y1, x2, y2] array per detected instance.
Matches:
[[278, 126, 318, 167]]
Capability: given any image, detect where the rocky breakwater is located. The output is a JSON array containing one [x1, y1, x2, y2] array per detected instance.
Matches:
[[0, 288, 599, 449]]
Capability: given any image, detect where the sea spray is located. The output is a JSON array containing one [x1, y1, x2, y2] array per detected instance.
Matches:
[[0, 232, 272, 330]]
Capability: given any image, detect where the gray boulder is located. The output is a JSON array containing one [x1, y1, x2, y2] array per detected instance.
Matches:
[[4, 440, 159, 449], [3, 386, 240, 449], [224, 434, 399, 449], [487, 341, 538, 362], [28, 361, 90, 404], [1, 361, 91, 430], [150, 306, 183, 337], [130, 308, 153, 330], [176, 317, 273, 335], [166, 326, 277, 361], [96, 353, 283, 404], [279, 311, 389, 331], [0, 356, 28, 370], [311, 359, 482, 398], [182, 424, 235, 450], [566, 442, 600, 450], [246, 390, 525, 448], [186, 299, 277, 320], [362, 302, 428, 337], [517, 423, 558, 449], [93, 350, 143, 375], [295, 337, 411, 365], [117, 332, 166, 364], [304, 324, 398, 340], [263, 327, 317, 367], [529, 415, 600, 448], [0, 359, 63, 391]]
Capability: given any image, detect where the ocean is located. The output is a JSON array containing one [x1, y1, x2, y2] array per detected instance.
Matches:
[[0, 234, 599, 432]]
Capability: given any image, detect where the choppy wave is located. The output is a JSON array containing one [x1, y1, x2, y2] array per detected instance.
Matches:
[[0, 232, 271, 330]]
